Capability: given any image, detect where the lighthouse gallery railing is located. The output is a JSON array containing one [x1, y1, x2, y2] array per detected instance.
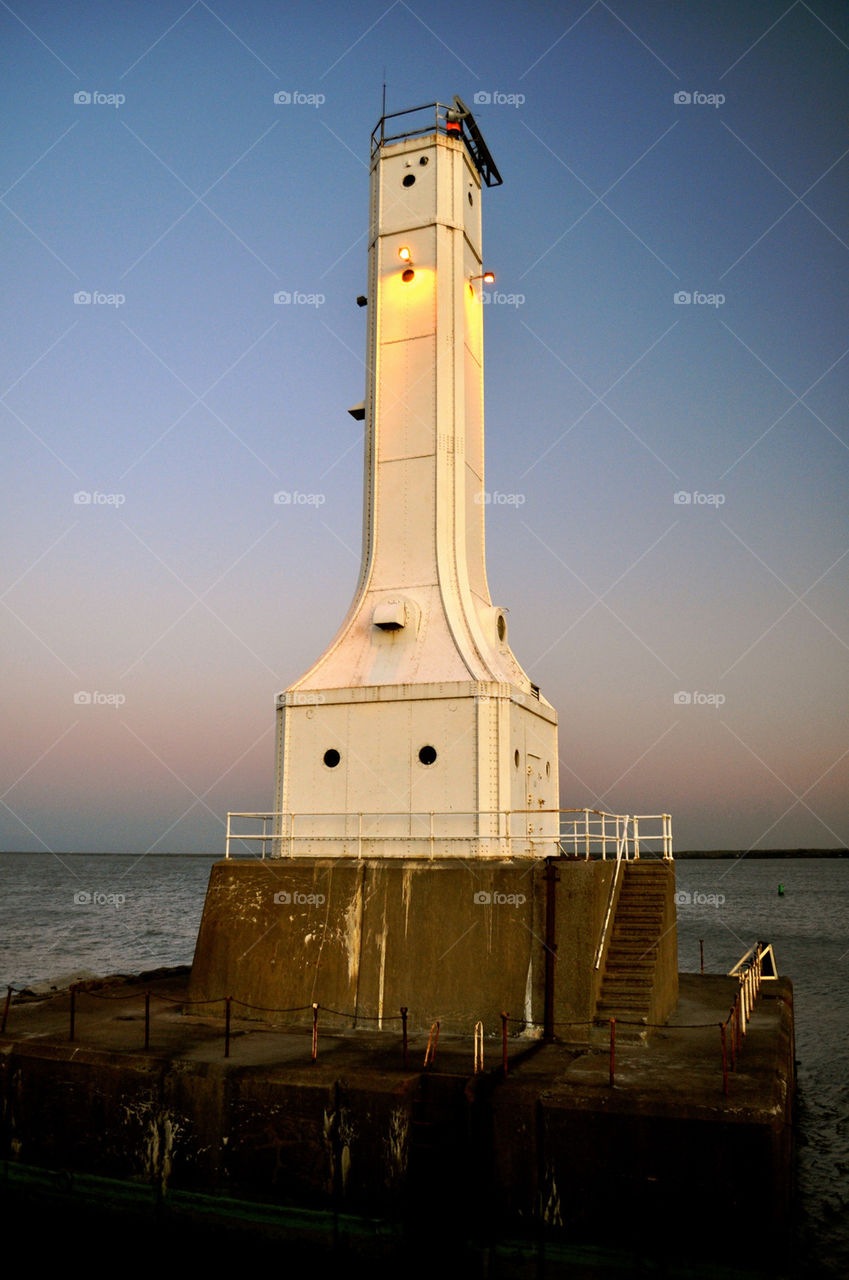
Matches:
[[224, 809, 672, 861]]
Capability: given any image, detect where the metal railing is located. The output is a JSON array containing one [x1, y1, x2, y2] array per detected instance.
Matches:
[[224, 809, 673, 861], [728, 941, 777, 1033]]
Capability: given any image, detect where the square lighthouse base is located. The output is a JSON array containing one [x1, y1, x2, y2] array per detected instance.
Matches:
[[188, 857, 677, 1035]]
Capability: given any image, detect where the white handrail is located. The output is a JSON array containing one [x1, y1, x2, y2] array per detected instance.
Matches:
[[224, 809, 673, 861]]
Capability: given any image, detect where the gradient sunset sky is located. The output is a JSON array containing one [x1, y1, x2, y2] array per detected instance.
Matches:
[[2, 0, 847, 853]]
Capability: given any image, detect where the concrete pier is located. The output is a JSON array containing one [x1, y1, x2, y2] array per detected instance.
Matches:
[[188, 857, 678, 1034], [1, 967, 794, 1273]]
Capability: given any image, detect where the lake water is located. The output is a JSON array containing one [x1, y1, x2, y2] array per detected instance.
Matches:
[[1, 852, 846, 1276]]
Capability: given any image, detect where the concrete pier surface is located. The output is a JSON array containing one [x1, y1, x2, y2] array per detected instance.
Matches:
[[1, 968, 794, 1276]]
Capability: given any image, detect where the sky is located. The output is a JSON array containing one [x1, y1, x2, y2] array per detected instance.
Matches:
[[1, 0, 847, 854]]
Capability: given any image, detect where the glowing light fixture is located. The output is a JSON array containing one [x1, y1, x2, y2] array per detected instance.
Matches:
[[471, 271, 495, 284], [398, 246, 412, 261]]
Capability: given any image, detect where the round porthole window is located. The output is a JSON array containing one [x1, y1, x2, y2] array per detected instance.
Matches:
[[418, 745, 437, 766], [323, 749, 341, 768], [497, 613, 507, 642], [514, 749, 520, 769], [403, 174, 416, 187], [402, 268, 415, 282]]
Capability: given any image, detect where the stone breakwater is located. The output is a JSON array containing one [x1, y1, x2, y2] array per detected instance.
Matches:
[[0, 970, 794, 1270]]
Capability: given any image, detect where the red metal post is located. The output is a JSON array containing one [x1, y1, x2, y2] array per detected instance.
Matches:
[[424, 1020, 440, 1068], [312, 1002, 319, 1062], [735, 997, 742, 1054]]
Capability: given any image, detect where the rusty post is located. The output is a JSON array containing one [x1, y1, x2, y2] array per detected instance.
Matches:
[[720, 1021, 728, 1096], [699, 939, 704, 975], [224, 996, 231, 1058], [401, 1006, 408, 1069], [735, 996, 743, 1055], [69, 984, 76, 1042], [501, 1012, 508, 1076], [144, 990, 151, 1050], [1, 985, 11, 1033], [424, 1020, 440, 1068], [312, 1002, 319, 1062], [609, 1017, 615, 1088]]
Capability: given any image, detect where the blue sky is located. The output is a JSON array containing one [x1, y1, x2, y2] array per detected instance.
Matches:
[[2, 0, 847, 853]]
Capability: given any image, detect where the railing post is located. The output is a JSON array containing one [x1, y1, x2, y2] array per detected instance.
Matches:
[[429, 810, 434, 861], [474, 1021, 484, 1074], [312, 1002, 319, 1061], [225, 812, 231, 860], [633, 816, 640, 861], [424, 1021, 440, 1068]]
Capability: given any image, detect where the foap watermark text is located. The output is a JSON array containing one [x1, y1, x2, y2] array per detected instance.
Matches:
[[273, 91, 325, 107], [474, 891, 526, 906], [674, 91, 725, 108], [674, 691, 726, 708], [73, 890, 126, 907], [273, 491, 325, 506], [674, 490, 725, 506], [473, 91, 525, 108], [74, 490, 125, 506], [74, 691, 126, 707], [674, 291, 725, 308], [475, 491, 525, 506], [74, 90, 125, 108], [273, 291, 325, 307], [675, 889, 726, 907]]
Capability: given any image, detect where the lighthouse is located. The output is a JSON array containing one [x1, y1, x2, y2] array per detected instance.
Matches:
[[274, 99, 559, 857], [192, 101, 676, 1036]]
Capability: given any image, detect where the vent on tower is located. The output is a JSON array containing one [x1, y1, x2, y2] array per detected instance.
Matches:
[[373, 600, 407, 631]]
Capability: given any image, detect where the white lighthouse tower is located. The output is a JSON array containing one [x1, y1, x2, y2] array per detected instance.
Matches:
[[274, 99, 558, 857], [193, 101, 676, 1037]]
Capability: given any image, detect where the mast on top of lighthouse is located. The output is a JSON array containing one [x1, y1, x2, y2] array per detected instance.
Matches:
[[274, 98, 559, 857]]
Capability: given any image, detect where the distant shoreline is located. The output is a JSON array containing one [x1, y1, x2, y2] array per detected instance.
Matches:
[[674, 849, 848, 859]]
